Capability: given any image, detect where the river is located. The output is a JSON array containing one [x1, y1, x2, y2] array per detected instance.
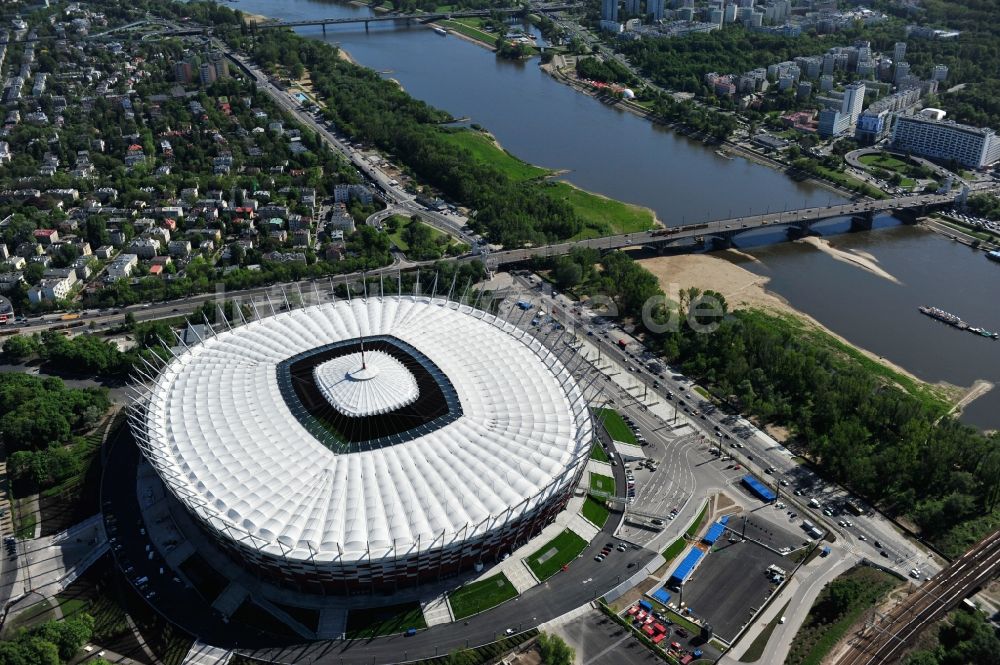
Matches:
[[234, 0, 1000, 429]]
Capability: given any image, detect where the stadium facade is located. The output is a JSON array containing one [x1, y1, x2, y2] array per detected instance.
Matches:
[[128, 294, 593, 593]]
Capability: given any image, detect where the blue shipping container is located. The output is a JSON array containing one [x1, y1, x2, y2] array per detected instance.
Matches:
[[702, 522, 726, 545], [669, 548, 704, 585], [741, 474, 777, 502], [651, 587, 671, 605], [639, 600, 653, 611]]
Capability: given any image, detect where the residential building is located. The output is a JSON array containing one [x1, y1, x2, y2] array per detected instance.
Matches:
[[890, 115, 1000, 169], [601, 0, 618, 22], [106, 253, 138, 280]]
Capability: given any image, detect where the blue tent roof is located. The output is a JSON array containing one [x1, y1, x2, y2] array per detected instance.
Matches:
[[669, 548, 704, 584], [741, 474, 776, 502], [651, 587, 671, 605], [702, 522, 726, 545]]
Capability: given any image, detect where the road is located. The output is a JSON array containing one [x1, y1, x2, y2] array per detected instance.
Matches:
[[830, 529, 1000, 665], [222, 48, 477, 247]]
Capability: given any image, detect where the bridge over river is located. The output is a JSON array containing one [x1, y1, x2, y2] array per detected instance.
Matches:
[[484, 191, 967, 268], [249, 3, 581, 31]]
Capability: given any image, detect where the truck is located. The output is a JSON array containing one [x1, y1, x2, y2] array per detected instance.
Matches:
[[515, 300, 533, 311], [60, 313, 81, 321], [845, 499, 865, 516], [617, 339, 628, 350], [808, 498, 821, 509]]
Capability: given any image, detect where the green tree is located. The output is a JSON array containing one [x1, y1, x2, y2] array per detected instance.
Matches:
[[537, 632, 575, 665], [2, 335, 41, 361]]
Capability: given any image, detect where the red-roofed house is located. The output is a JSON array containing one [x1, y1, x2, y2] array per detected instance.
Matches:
[[149, 264, 163, 276], [33, 229, 59, 245]]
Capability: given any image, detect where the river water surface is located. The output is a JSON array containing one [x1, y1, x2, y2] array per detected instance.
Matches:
[[235, 0, 1000, 429]]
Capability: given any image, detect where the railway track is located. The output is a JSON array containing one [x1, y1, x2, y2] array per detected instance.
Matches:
[[832, 529, 1000, 665]]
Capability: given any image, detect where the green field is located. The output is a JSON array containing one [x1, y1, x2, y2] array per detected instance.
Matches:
[[345, 602, 427, 639], [858, 153, 911, 171], [440, 129, 550, 182], [526, 529, 588, 580], [387, 215, 447, 251], [449, 573, 518, 619], [582, 495, 611, 527], [590, 472, 615, 495], [543, 181, 657, 239], [595, 408, 637, 445], [590, 443, 610, 462], [811, 165, 887, 199], [436, 18, 497, 47]]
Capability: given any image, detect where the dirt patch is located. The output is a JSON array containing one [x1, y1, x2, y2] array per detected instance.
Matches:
[[764, 423, 791, 443], [714, 492, 740, 514], [609, 576, 663, 611]]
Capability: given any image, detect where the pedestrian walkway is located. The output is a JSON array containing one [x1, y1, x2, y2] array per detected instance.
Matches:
[[586, 459, 613, 477], [560, 496, 600, 540], [182, 640, 232, 665], [316, 608, 347, 639], [211, 581, 249, 617], [421, 593, 453, 626]]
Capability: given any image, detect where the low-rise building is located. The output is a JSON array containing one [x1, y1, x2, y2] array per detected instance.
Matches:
[[106, 253, 138, 281]]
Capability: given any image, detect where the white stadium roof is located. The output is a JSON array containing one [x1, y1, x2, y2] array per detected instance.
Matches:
[[140, 296, 592, 562]]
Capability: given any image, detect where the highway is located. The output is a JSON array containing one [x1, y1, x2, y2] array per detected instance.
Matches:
[[831, 529, 1000, 665]]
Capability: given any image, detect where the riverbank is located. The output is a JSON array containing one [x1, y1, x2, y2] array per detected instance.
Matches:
[[436, 19, 497, 52], [542, 58, 870, 203], [639, 252, 966, 404]]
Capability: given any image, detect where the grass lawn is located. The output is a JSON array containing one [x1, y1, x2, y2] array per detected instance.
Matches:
[[387, 215, 448, 250], [595, 408, 638, 445], [543, 181, 657, 239], [440, 128, 550, 182], [2, 598, 55, 635], [858, 153, 911, 171], [685, 502, 708, 538], [662, 537, 686, 561], [437, 18, 497, 46], [526, 529, 588, 580], [590, 472, 615, 495], [812, 165, 887, 199], [449, 573, 518, 619], [582, 495, 611, 527], [590, 443, 610, 462], [785, 566, 900, 665], [14, 505, 36, 539], [345, 602, 427, 638], [740, 601, 790, 662], [386, 215, 466, 258]]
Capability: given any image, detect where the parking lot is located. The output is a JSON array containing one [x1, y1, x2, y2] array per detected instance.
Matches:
[[678, 540, 789, 643], [551, 608, 666, 665], [738, 513, 811, 554]]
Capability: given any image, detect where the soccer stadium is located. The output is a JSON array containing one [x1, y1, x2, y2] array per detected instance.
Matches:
[[129, 294, 593, 594]]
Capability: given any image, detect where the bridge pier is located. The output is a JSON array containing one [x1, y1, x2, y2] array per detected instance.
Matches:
[[322, 23, 326, 36], [850, 211, 875, 232], [895, 207, 925, 225], [365, 19, 369, 32], [708, 237, 732, 250]]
